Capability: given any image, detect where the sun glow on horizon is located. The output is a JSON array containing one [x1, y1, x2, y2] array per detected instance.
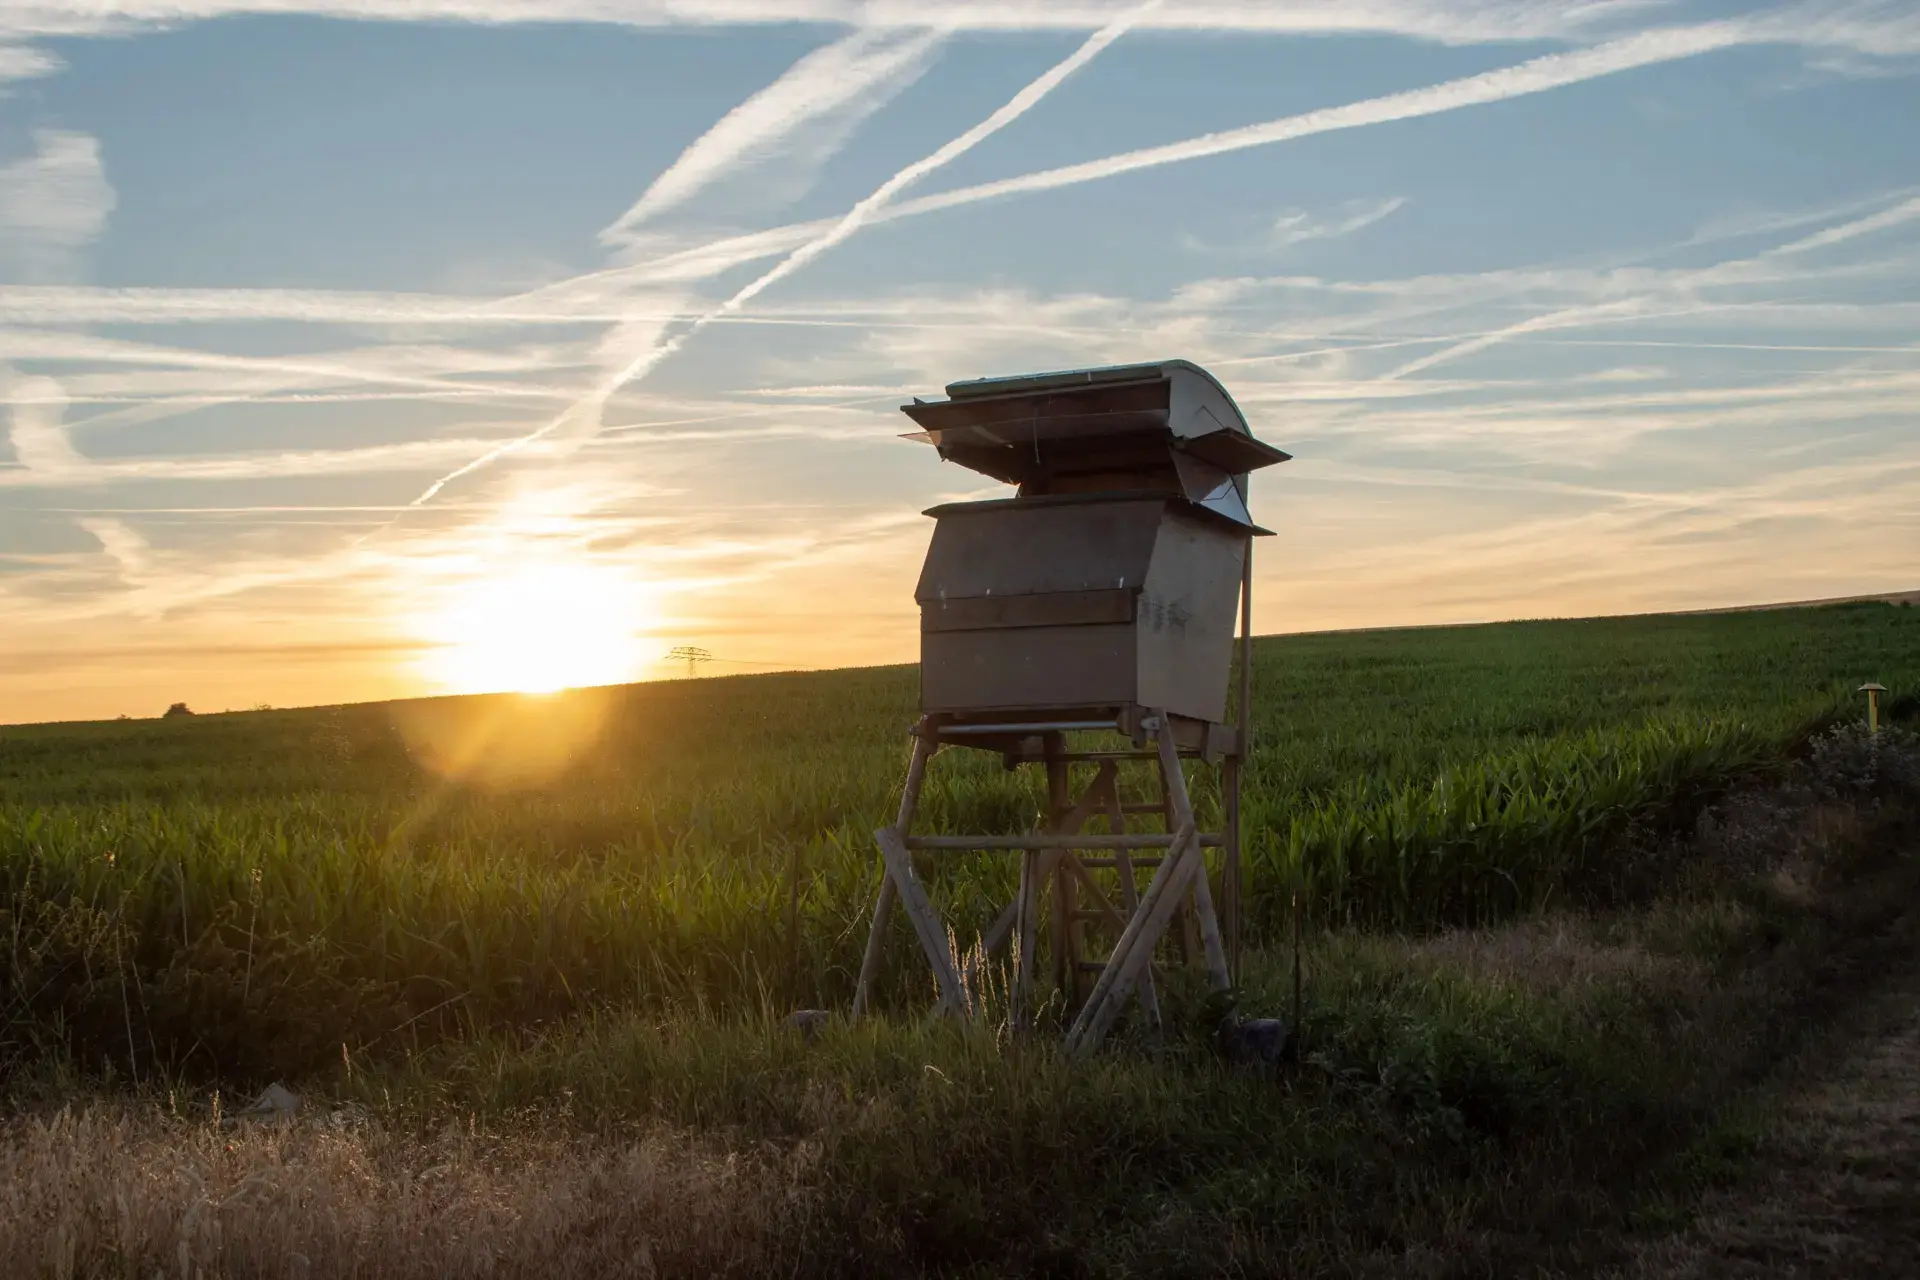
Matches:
[[419, 560, 660, 696]]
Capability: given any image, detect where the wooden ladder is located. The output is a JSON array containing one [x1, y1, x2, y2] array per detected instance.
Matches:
[[852, 712, 1232, 1055]]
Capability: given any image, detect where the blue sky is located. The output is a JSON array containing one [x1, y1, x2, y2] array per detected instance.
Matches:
[[2, 2, 1917, 721]]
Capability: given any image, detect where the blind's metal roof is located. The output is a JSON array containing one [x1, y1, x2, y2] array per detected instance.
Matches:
[[898, 358, 1288, 530]]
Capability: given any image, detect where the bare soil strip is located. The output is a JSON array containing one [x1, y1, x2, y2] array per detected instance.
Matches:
[[1629, 948, 1920, 1278]]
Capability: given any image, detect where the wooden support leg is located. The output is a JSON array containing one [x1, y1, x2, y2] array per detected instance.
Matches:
[[850, 878, 896, 1020], [1044, 747, 1076, 1003], [1100, 772, 1160, 1027], [977, 758, 1118, 962], [1154, 760, 1198, 968], [852, 734, 933, 1019], [1011, 848, 1041, 1028], [1189, 858, 1232, 993], [1065, 821, 1201, 1055], [1066, 712, 1207, 1055], [1223, 754, 1242, 987], [1156, 722, 1232, 993], [1177, 898, 1200, 967], [875, 827, 970, 1016]]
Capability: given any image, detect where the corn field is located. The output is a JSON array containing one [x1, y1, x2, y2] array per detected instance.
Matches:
[[2, 603, 1913, 1081]]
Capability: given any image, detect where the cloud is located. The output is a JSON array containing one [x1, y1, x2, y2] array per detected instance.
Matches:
[[5, 371, 84, 475], [1767, 194, 1920, 257], [0, 131, 116, 281], [1269, 197, 1408, 249], [891, 22, 1751, 217], [77, 515, 150, 582], [0, 282, 715, 329], [1382, 192, 1920, 379], [0, 19, 1868, 339], [0, 434, 539, 489], [410, 0, 1161, 505], [0, 3, 1674, 46], [1188, 196, 1408, 254], [0, 43, 61, 84], [601, 25, 946, 245], [540, 19, 1767, 297]]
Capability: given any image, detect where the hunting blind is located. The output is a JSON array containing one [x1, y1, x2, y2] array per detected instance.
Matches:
[[853, 359, 1289, 1053]]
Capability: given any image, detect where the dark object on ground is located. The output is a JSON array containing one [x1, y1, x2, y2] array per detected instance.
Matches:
[[786, 1009, 830, 1043], [1217, 1016, 1289, 1068], [163, 702, 194, 717]]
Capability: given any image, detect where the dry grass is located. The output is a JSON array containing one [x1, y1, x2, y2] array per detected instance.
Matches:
[[1, 1104, 818, 1279], [1405, 915, 1700, 998]]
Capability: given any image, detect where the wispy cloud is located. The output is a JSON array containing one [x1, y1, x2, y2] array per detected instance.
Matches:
[[4, 370, 83, 475], [523, 19, 1771, 298], [0, 131, 115, 281], [1187, 196, 1408, 254], [1384, 192, 1920, 379], [0, 433, 537, 489], [76, 515, 150, 584], [601, 25, 946, 245], [1270, 197, 1408, 249], [0, 3, 1676, 46], [410, 0, 1161, 505], [0, 21, 1871, 339], [891, 21, 1752, 217], [5, 2, 1918, 724], [0, 43, 61, 84]]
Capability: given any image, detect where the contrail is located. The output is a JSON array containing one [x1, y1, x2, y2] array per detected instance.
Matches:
[[1383, 193, 1920, 380], [601, 25, 947, 243], [561, 19, 1755, 297], [883, 21, 1749, 219], [411, 0, 1159, 506]]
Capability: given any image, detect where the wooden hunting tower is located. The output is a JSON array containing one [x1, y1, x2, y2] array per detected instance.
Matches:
[[853, 360, 1289, 1052]]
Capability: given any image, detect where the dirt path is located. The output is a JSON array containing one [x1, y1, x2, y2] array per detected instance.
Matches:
[[1628, 951, 1920, 1278]]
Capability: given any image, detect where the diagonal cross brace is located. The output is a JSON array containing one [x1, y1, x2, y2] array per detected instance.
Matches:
[[1065, 712, 1229, 1055], [874, 826, 970, 1016]]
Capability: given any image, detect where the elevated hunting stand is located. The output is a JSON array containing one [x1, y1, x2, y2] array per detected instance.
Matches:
[[851, 360, 1289, 1054]]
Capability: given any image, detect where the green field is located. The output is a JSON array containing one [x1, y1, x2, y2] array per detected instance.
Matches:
[[3, 602, 1913, 1082], [4, 603, 1918, 1276]]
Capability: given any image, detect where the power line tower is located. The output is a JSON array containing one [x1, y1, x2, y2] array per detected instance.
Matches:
[[665, 646, 712, 679]]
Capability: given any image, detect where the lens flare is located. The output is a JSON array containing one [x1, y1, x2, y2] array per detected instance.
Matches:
[[420, 561, 654, 696]]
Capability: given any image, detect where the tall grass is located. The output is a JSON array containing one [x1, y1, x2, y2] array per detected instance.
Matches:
[[1, 603, 1913, 1080]]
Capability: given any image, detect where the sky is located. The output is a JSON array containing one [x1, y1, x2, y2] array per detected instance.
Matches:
[[1, 1, 1917, 724]]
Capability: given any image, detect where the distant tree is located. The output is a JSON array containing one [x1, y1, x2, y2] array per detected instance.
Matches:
[[163, 702, 194, 718]]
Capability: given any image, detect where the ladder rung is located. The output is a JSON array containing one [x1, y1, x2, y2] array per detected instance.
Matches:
[[1005, 750, 1205, 763], [1074, 961, 1108, 972], [1078, 856, 1164, 869], [907, 833, 1220, 851], [1119, 803, 1165, 814]]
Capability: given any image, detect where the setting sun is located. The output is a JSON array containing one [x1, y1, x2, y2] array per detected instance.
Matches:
[[420, 562, 657, 695]]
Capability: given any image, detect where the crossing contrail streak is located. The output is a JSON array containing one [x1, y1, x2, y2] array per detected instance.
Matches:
[[410, 0, 1160, 506], [1383, 194, 1920, 380], [474, 18, 1755, 322], [600, 25, 947, 244]]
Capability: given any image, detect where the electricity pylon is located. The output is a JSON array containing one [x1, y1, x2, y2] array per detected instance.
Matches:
[[665, 646, 712, 679]]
